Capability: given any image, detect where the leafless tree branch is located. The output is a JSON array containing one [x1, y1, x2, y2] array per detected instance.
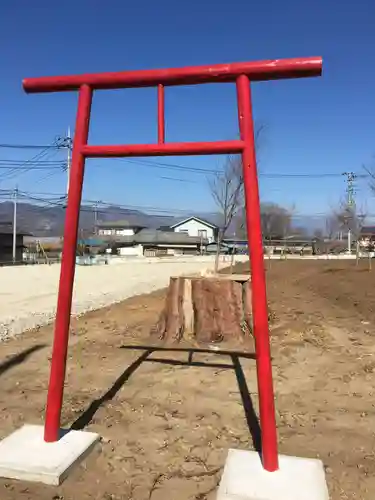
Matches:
[[326, 200, 367, 240]]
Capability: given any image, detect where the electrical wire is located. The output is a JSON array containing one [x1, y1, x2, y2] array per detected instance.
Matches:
[[32, 169, 66, 185], [0, 143, 65, 150], [89, 158, 368, 180], [10, 189, 374, 219], [0, 165, 64, 170], [0, 159, 66, 165], [0, 140, 368, 179], [0, 143, 370, 224], [0, 149, 57, 182], [0, 137, 69, 183]]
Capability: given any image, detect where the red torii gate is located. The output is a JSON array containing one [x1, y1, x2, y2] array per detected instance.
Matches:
[[23, 56, 322, 473]]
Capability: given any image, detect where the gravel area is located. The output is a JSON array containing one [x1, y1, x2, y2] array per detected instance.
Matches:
[[0, 256, 246, 341]]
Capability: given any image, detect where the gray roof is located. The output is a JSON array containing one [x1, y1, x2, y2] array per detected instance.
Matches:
[[136, 228, 205, 244], [100, 228, 207, 246], [24, 230, 207, 248], [96, 219, 146, 229]]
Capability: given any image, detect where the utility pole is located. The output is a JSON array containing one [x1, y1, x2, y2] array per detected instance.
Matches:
[[93, 201, 101, 234], [12, 186, 18, 264], [343, 171, 356, 207], [342, 172, 357, 254], [66, 127, 72, 197]]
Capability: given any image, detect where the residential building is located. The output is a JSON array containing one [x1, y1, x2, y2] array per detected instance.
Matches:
[[169, 216, 218, 243], [359, 226, 375, 250], [107, 228, 207, 257], [0, 222, 25, 264], [94, 219, 208, 256]]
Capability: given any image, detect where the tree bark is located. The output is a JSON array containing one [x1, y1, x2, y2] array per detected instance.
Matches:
[[152, 275, 253, 347]]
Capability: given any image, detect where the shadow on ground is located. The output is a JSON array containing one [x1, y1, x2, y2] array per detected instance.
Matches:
[[0, 344, 46, 378], [71, 344, 262, 454]]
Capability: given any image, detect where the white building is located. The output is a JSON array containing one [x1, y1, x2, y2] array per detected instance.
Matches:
[[170, 216, 218, 244], [96, 220, 145, 237]]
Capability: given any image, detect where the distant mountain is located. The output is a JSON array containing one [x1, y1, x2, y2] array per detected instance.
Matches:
[[0, 201, 179, 237], [0, 200, 326, 238], [291, 215, 326, 235]]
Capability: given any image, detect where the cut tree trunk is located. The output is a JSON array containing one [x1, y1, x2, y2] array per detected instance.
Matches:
[[152, 274, 252, 347]]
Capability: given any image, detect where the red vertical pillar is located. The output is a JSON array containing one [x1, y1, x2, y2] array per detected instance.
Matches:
[[44, 84, 93, 442], [236, 74, 278, 471]]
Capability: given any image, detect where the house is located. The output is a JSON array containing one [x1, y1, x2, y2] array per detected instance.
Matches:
[[94, 220, 208, 257], [0, 222, 25, 264], [169, 216, 218, 244], [100, 228, 207, 257], [359, 226, 375, 250]]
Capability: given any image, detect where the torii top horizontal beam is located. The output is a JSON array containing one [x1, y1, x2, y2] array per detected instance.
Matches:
[[23, 56, 322, 93]]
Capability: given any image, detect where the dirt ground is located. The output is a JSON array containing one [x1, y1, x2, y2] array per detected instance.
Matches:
[[1, 259, 375, 499]]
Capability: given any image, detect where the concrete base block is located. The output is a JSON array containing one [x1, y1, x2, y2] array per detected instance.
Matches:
[[217, 449, 329, 500], [0, 424, 99, 485]]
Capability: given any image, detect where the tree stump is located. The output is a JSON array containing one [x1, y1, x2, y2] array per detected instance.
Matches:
[[152, 274, 252, 347]]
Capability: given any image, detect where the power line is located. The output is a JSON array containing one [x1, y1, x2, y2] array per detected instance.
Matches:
[[0, 148, 57, 182], [0, 165, 64, 170], [0, 137, 69, 183], [3, 193, 375, 220], [90, 158, 367, 179], [159, 176, 199, 183], [0, 140, 369, 180], [33, 169, 66, 185], [0, 141, 367, 179], [0, 142, 66, 150], [0, 159, 66, 165], [7, 189, 375, 219], [114, 158, 220, 174]]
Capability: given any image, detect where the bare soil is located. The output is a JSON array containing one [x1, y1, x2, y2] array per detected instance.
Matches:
[[1, 259, 375, 499]]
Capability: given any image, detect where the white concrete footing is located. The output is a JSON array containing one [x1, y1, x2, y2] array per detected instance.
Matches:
[[217, 449, 329, 500], [0, 425, 100, 485]]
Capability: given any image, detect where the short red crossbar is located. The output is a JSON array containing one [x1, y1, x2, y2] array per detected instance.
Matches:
[[23, 56, 322, 473], [81, 140, 245, 158]]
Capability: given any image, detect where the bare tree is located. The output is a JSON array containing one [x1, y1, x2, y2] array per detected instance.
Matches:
[[209, 155, 243, 272], [209, 125, 265, 271], [325, 201, 367, 258], [260, 202, 292, 241], [334, 203, 365, 239], [235, 201, 293, 262], [325, 212, 339, 240], [235, 203, 293, 242], [313, 228, 324, 239], [364, 159, 375, 192]]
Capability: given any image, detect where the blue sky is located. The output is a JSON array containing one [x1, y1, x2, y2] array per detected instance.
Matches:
[[1, 0, 375, 219]]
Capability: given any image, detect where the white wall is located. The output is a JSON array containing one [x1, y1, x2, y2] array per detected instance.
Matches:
[[98, 228, 135, 236], [118, 244, 143, 256], [173, 219, 215, 243]]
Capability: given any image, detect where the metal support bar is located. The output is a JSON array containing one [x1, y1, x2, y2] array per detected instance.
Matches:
[[236, 74, 278, 471], [23, 57, 322, 93], [157, 84, 165, 144], [81, 140, 244, 158], [44, 84, 92, 443]]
